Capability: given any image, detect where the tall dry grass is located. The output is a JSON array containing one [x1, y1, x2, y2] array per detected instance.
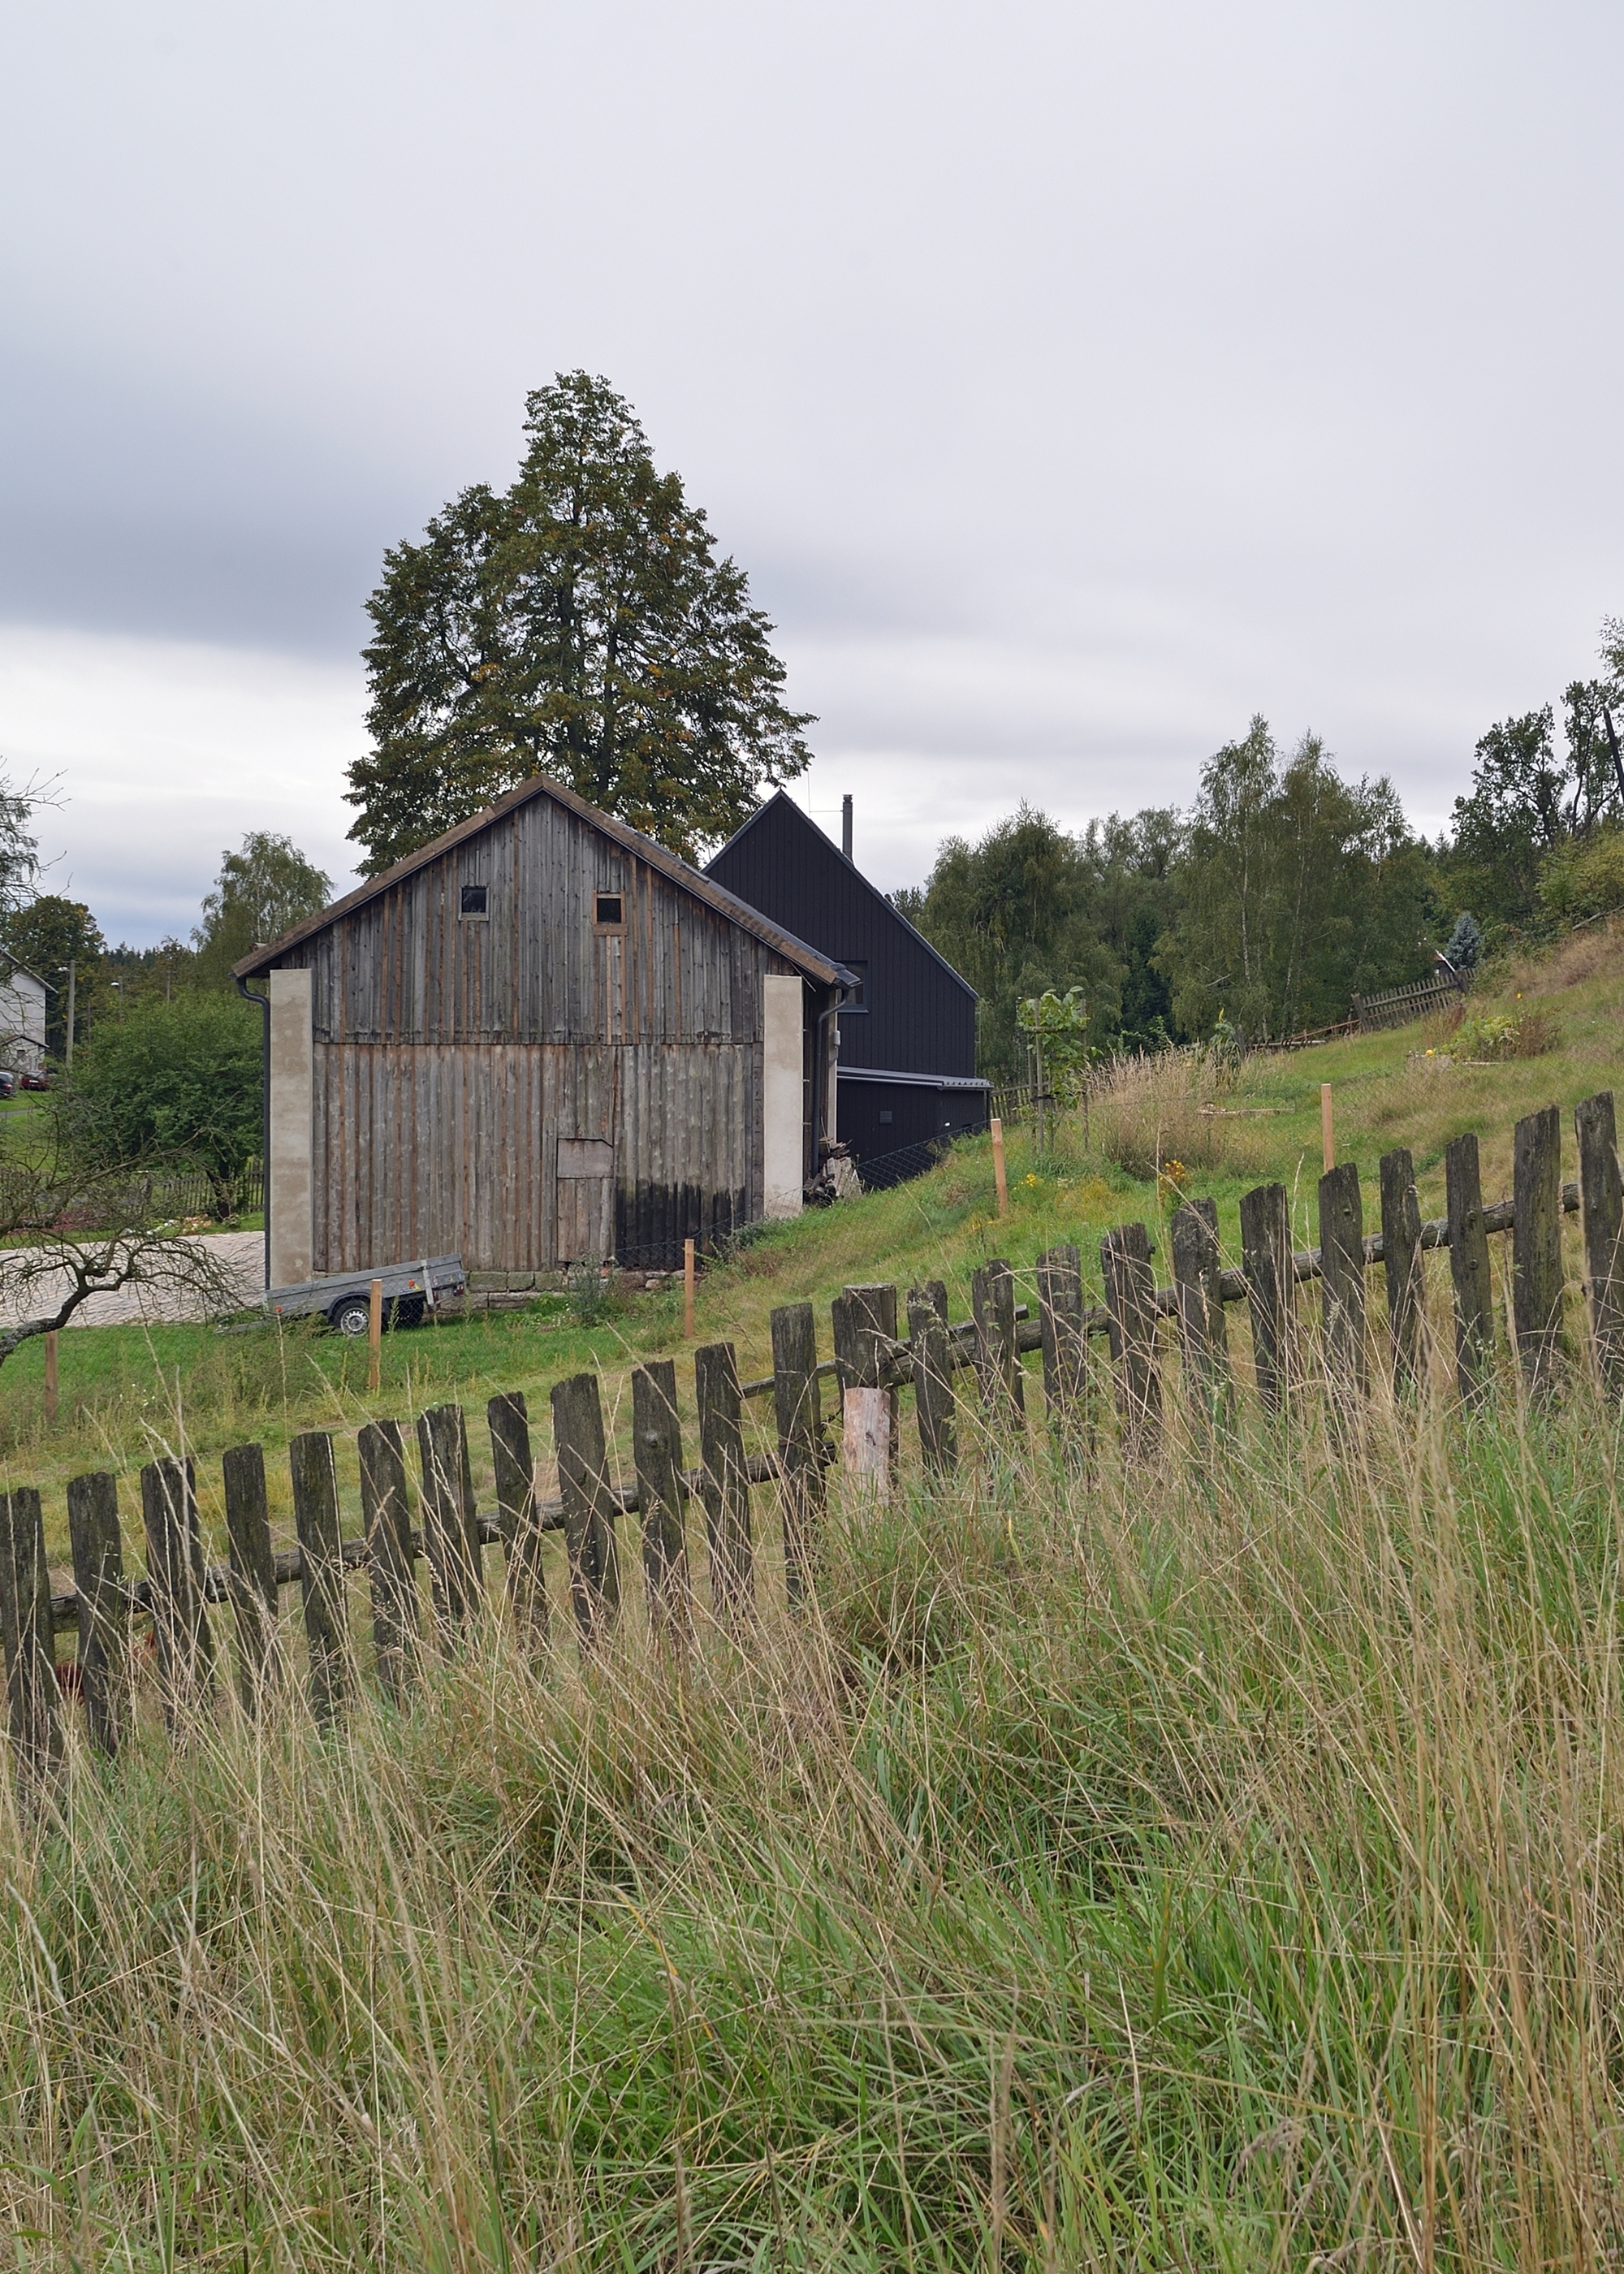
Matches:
[[1085, 1047, 1279, 1182], [2, 1324, 1622, 2266]]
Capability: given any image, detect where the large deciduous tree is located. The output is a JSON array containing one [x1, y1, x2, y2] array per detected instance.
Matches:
[[194, 832, 332, 986], [347, 372, 814, 872], [1156, 719, 1432, 1044]]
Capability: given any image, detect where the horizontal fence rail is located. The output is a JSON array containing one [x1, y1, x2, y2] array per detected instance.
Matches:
[[1, 1091, 1620, 1794]]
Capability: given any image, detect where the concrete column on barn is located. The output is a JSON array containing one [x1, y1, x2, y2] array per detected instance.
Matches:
[[267, 967, 313, 1287], [762, 974, 805, 1220]]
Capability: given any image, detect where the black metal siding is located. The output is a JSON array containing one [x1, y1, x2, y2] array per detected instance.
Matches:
[[706, 795, 977, 1080]]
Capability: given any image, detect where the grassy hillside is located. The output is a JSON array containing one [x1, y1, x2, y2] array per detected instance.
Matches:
[[0, 927, 1622, 2263]]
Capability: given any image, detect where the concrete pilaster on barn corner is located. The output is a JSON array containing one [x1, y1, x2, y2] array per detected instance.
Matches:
[[762, 974, 805, 1220], [267, 967, 313, 1288]]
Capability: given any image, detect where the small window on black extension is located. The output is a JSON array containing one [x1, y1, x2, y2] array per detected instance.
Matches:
[[460, 884, 489, 919], [594, 891, 625, 928], [840, 960, 868, 1010]]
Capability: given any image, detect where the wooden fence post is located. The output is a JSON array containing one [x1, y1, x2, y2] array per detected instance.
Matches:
[[289, 1431, 351, 1724], [1445, 1132, 1494, 1403], [991, 1118, 1009, 1217], [1513, 1104, 1564, 1399], [771, 1302, 823, 1602], [551, 1374, 621, 1643], [359, 1420, 419, 1704], [222, 1443, 280, 1710], [1239, 1183, 1296, 1414], [1101, 1224, 1161, 1454], [140, 1456, 216, 1731], [488, 1392, 548, 1655], [1379, 1148, 1424, 1394], [631, 1360, 690, 1641], [67, 1471, 128, 1757], [908, 1287, 957, 1477], [416, 1404, 483, 1645], [1036, 1244, 1088, 1470], [1575, 1091, 1624, 1398], [0, 1488, 63, 1788], [1170, 1201, 1229, 1428], [1318, 1163, 1368, 1408], [971, 1260, 1025, 1422], [696, 1342, 753, 1619], [833, 1284, 900, 1488]]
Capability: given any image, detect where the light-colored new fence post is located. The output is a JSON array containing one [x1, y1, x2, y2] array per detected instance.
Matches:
[[991, 1118, 1009, 1218], [1575, 1091, 1624, 1398]]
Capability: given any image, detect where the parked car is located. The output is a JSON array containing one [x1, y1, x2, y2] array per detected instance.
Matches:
[[0, 1070, 16, 1100], [19, 1070, 50, 1092]]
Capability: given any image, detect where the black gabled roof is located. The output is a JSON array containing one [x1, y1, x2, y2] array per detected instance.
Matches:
[[708, 793, 976, 1001], [234, 772, 857, 988]]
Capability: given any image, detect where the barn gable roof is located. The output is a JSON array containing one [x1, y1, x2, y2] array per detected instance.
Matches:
[[232, 773, 857, 988], [708, 792, 978, 1001]]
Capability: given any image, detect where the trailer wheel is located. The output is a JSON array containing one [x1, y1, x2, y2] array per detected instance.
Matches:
[[329, 1298, 373, 1338]]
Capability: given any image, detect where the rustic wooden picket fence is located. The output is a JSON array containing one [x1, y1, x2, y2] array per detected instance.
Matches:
[[1, 1090, 1621, 1790]]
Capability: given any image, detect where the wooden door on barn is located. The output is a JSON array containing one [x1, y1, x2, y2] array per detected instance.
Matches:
[[555, 1136, 615, 1261]]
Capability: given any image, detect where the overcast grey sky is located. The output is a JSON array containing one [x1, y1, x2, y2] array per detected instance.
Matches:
[[2, 0, 1619, 943]]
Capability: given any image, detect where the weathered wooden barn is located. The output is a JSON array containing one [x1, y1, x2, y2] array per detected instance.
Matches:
[[235, 776, 853, 1285], [706, 793, 987, 1172]]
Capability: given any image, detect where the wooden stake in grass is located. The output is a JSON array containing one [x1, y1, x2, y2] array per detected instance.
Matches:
[[991, 1118, 1009, 1218], [1320, 1083, 1335, 1174], [488, 1391, 547, 1656], [631, 1360, 691, 1641], [684, 1238, 696, 1339], [1574, 1090, 1624, 1398], [1445, 1131, 1493, 1404], [1513, 1103, 1564, 1400], [42, 1330, 58, 1428], [289, 1429, 352, 1726], [0, 1486, 64, 1791], [551, 1373, 621, 1644], [367, 1277, 382, 1394], [1239, 1182, 1297, 1416], [67, 1470, 128, 1757]]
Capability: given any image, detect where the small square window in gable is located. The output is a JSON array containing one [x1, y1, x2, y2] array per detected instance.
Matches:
[[460, 884, 490, 919], [594, 891, 625, 930]]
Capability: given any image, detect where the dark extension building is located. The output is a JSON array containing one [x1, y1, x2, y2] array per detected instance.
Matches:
[[706, 792, 988, 1177]]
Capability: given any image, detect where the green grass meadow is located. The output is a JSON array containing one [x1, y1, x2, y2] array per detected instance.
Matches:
[[1, 932, 1623, 2264]]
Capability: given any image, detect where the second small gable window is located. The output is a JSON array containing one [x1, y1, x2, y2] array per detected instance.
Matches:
[[460, 884, 489, 919], [594, 892, 625, 928]]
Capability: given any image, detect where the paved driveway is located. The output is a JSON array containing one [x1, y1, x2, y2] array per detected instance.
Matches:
[[0, 1231, 266, 1329]]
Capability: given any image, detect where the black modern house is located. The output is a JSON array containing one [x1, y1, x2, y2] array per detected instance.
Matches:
[[706, 793, 988, 1174]]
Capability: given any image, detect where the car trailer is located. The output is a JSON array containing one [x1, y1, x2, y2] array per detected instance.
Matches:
[[267, 1256, 466, 1335]]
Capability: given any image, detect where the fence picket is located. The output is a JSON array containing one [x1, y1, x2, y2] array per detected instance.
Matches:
[[1036, 1245, 1089, 1468], [289, 1431, 351, 1724], [416, 1405, 483, 1645], [222, 1444, 279, 1710], [1445, 1133, 1494, 1403], [488, 1392, 547, 1654], [972, 1260, 1025, 1422], [1318, 1164, 1368, 1409], [834, 1284, 900, 1488], [631, 1360, 691, 1641], [1101, 1224, 1161, 1454], [1239, 1184, 1296, 1414], [770, 1303, 823, 1602], [67, 1472, 128, 1757], [551, 1374, 620, 1642], [0, 1487, 63, 1788], [1575, 1092, 1624, 1397], [359, 1420, 419, 1703], [1171, 1201, 1229, 1429], [696, 1342, 753, 1619], [1513, 1105, 1565, 1399], [1379, 1148, 1424, 1394], [140, 1457, 215, 1731], [908, 1288, 957, 1476]]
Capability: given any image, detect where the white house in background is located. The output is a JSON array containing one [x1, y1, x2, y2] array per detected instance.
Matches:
[[0, 962, 48, 1077]]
